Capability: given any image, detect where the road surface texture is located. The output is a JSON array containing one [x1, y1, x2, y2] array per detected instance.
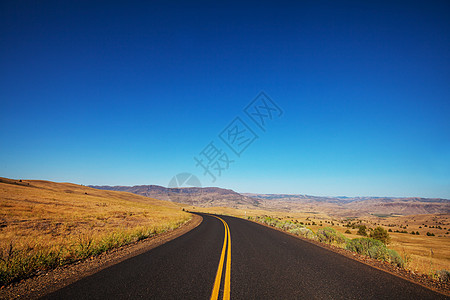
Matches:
[[43, 213, 447, 299]]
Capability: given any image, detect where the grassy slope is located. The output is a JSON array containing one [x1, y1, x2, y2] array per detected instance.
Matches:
[[0, 177, 191, 285]]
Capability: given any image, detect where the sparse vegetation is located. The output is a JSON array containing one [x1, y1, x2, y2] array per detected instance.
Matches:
[[251, 216, 316, 240], [249, 215, 403, 268]]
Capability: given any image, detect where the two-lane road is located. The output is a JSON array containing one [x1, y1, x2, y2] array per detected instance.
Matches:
[[44, 213, 447, 299]]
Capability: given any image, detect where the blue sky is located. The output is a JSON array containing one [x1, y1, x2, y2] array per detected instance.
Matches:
[[1, 1, 449, 198]]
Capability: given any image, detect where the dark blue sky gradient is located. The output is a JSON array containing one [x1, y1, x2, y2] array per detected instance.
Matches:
[[1, 1, 449, 197]]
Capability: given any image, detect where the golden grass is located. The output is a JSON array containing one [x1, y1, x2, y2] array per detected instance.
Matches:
[[389, 234, 450, 274], [192, 206, 450, 276], [0, 177, 191, 285]]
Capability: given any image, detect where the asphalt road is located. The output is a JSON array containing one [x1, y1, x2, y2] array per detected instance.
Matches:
[[43, 213, 447, 299]]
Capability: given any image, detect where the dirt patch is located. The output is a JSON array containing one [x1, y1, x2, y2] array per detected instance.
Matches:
[[0, 214, 202, 300]]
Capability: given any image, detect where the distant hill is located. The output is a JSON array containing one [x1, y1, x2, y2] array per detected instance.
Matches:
[[90, 185, 261, 208], [89, 185, 449, 216], [244, 193, 450, 216]]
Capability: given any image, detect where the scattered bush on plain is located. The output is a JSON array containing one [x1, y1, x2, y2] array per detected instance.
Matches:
[[250, 216, 403, 268]]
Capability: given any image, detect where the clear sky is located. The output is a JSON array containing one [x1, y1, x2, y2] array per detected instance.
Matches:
[[1, 1, 449, 198]]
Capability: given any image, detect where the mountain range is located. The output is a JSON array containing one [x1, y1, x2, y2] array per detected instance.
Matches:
[[90, 185, 260, 208], [89, 185, 450, 216]]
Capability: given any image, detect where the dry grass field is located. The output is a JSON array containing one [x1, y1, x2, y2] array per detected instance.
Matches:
[[0, 177, 191, 286], [192, 206, 450, 276], [365, 214, 450, 275]]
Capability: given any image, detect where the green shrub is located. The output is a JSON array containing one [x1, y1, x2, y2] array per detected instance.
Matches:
[[289, 227, 316, 239], [367, 244, 389, 261], [357, 225, 368, 236], [275, 222, 284, 229], [280, 221, 296, 231], [387, 249, 404, 267], [370, 226, 391, 244], [345, 238, 404, 267], [435, 270, 450, 282], [346, 238, 383, 256], [316, 227, 347, 245]]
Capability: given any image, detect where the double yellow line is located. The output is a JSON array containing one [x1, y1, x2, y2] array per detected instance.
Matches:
[[210, 216, 231, 300]]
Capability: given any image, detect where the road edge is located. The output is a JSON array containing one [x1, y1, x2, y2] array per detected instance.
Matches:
[[0, 214, 203, 300]]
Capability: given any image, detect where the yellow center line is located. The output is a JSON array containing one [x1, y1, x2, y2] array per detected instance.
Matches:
[[210, 215, 231, 300], [223, 221, 231, 300]]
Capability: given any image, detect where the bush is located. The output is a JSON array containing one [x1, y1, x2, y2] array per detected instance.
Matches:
[[346, 238, 383, 255], [345, 237, 403, 267], [317, 227, 347, 245], [289, 227, 316, 240], [357, 225, 368, 236], [370, 226, 391, 244], [435, 270, 450, 282], [345, 229, 351, 234], [279, 221, 296, 231], [367, 244, 389, 261], [387, 249, 404, 267]]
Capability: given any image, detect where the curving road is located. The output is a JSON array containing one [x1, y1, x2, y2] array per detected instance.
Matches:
[[43, 213, 447, 299]]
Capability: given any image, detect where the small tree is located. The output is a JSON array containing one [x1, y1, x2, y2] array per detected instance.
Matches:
[[370, 226, 391, 244], [357, 225, 368, 236]]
